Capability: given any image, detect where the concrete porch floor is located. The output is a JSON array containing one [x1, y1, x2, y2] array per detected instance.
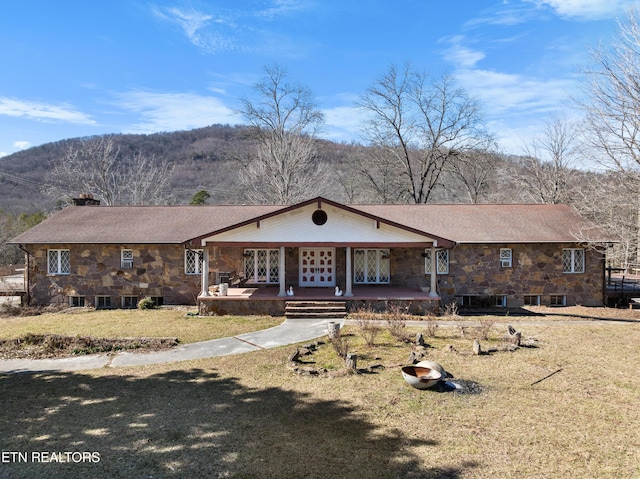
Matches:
[[200, 285, 440, 302]]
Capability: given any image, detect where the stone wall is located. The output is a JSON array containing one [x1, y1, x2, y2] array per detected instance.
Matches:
[[27, 244, 201, 307], [437, 243, 604, 307], [26, 242, 605, 308]]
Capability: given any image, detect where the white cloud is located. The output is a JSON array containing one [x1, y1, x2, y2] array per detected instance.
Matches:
[[456, 68, 575, 117], [441, 36, 486, 68], [451, 68, 579, 154], [0, 97, 95, 124], [322, 105, 364, 142], [113, 90, 240, 134], [152, 6, 235, 53], [257, 0, 314, 19], [526, 0, 636, 20], [151, 2, 314, 56], [0, 151, 7, 158], [13, 141, 30, 150]]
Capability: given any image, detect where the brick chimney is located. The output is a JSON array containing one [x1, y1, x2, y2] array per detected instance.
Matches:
[[72, 193, 101, 206]]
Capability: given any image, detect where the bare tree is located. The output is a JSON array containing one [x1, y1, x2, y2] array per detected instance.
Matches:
[[579, 7, 640, 183], [237, 65, 325, 204], [577, 7, 640, 264], [124, 152, 175, 205], [44, 137, 121, 205], [571, 170, 638, 267], [358, 63, 495, 204], [444, 150, 501, 203], [43, 137, 174, 205], [516, 117, 580, 204]]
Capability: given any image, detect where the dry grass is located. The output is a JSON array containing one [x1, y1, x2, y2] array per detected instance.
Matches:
[[0, 308, 281, 344], [0, 308, 639, 478]]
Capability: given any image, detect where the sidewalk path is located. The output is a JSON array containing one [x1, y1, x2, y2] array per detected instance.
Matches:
[[0, 317, 343, 374]]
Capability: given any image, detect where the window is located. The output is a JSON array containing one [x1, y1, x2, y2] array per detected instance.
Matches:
[[244, 249, 279, 283], [48, 249, 70, 275], [69, 296, 85, 307], [549, 295, 566, 306], [523, 295, 540, 306], [354, 249, 390, 284], [122, 296, 138, 308], [185, 249, 203, 275], [424, 249, 449, 274], [149, 296, 164, 307], [459, 295, 503, 308], [563, 248, 585, 273], [95, 296, 112, 309], [500, 248, 512, 268], [121, 249, 133, 269]]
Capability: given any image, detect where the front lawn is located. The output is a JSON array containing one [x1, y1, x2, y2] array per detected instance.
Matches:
[[0, 308, 281, 344], [0, 309, 639, 478]]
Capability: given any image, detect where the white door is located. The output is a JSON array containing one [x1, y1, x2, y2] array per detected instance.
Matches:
[[299, 248, 336, 287]]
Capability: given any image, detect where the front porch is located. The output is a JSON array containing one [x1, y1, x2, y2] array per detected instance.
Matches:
[[198, 285, 440, 316]]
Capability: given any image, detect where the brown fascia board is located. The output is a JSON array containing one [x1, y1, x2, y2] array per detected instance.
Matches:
[[184, 196, 457, 248]]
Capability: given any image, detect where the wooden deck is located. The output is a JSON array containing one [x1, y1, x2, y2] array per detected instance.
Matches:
[[606, 272, 640, 307]]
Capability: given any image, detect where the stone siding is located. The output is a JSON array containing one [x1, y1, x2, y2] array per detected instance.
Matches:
[[437, 243, 604, 307], [26, 243, 605, 309], [27, 244, 201, 307]]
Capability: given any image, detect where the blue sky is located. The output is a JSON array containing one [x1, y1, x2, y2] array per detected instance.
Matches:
[[0, 0, 636, 158]]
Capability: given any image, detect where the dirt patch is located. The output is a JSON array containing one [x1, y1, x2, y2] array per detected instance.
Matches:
[[0, 333, 179, 359]]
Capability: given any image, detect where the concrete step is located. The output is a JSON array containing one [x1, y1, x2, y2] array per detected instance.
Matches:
[[285, 301, 347, 319]]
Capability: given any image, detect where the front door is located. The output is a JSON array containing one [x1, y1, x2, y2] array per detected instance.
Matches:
[[299, 248, 336, 287]]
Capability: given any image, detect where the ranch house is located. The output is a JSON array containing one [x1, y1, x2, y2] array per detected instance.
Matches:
[[10, 196, 609, 315]]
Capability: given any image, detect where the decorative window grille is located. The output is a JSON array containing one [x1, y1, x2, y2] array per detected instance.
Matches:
[[562, 249, 585, 273], [500, 248, 512, 268], [244, 249, 279, 283], [353, 249, 390, 284], [424, 249, 449, 274], [121, 249, 133, 269], [48, 249, 70, 274], [185, 249, 203, 275]]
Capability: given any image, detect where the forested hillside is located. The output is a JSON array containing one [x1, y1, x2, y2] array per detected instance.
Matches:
[[0, 123, 636, 267]]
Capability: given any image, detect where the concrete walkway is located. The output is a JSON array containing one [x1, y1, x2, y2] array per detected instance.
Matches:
[[1, 315, 635, 375], [0, 317, 344, 374]]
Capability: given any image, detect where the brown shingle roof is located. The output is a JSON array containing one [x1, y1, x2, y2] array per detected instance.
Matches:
[[10, 199, 609, 245], [10, 205, 283, 244], [356, 203, 607, 243]]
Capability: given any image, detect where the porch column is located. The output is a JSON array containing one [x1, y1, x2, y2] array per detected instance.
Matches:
[[345, 246, 353, 297], [278, 246, 287, 297], [429, 245, 438, 297], [200, 249, 210, 297]]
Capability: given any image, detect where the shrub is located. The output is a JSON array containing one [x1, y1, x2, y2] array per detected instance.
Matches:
[[385, 304, 410, 342], [355, 316, 382, 347], [138, 297, 157, 310], [478, 319, 495, 340], [443, 301, 459, 318], [330, 336, 350, 359], [0, 302, 22, 317], [423, 314, 439, 338]]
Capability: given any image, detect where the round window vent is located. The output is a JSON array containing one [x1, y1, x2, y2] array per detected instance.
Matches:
[[312, 209, 328, 226]]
